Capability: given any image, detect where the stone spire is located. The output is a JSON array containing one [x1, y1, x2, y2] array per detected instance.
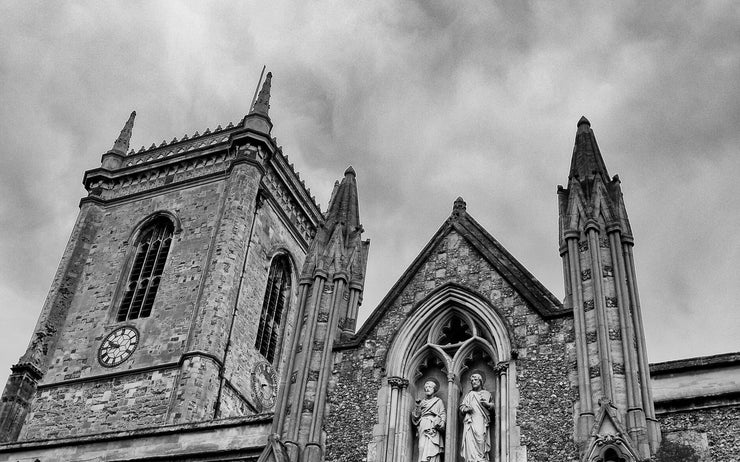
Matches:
[[109, 111, 136, 155], [569, 116, 609, 182], [101, 111, 136, 170], [251, 72, 272, 117], [242, 72, 273, 134], [321, 166, 361, 246]]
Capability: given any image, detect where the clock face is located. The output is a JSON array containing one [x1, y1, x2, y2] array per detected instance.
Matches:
[[98, 326, 139, 367], [251, 361, 278, 411]]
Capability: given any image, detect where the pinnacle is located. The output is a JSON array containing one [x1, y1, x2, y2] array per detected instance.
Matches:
[[251, 71, 272, 117], [344, 165, 356, 177], [569, 116, 609, 181], [109, 110, 137, 155], [454, 197, 466, 211]]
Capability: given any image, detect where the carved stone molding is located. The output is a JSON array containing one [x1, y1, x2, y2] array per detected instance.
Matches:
[[387, 376, 409, 389]]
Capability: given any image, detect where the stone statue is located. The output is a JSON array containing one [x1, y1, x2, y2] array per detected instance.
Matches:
[[459, 371, 494, 462], [411, 378, 446, 462]]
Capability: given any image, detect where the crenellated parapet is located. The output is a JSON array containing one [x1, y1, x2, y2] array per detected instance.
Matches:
[[83, 107, 322, 246]]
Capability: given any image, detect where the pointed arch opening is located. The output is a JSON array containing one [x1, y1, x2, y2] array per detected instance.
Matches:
[[255, 254, 292, 364], [378, 283, 522, 462], [116, 215, 175, 322]]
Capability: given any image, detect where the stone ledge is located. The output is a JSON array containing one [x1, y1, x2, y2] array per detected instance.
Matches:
[[0, 414, 272, 462], [650, 352, 740, 375]]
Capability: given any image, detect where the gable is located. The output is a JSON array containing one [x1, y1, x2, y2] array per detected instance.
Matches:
[[340, 204, 567, 347]]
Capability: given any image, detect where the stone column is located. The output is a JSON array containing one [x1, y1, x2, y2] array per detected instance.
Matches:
[[273, 281, 311, 433], [444, 372, 459, 462], [608, 227, 648, 455], [586, 219, 614, 401], [495, 361, 510, 462], [623, 243, 661, 453], [384, 376, 408, 462], [288, 270, 327, 443], [565, 231, 594, 441]]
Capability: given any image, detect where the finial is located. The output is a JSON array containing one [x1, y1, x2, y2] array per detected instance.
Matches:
[[251, 72, 272, 116], [344, 165, 356, 177], [577, 116, 591, 134], [453, 197, 467, 216], [110, 111, 136, 155]]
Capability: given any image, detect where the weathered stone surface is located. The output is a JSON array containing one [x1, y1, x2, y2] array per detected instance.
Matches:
[[324, 229, 578, 461], [659, 407, 740, 462]]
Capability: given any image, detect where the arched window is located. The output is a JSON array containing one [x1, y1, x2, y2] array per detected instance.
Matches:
[[116, 217, 174, 322], [380, 284, 523, 462], [255, 255, 291, 363]]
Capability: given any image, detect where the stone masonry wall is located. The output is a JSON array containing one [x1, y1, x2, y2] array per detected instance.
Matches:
[[219, 193, 308, 415], [20, 367, 178, 439], [324, 229, 578, 461], [44, 180, 226, 383], [22, 179, 226, 438], [658, 406, 740, 461]]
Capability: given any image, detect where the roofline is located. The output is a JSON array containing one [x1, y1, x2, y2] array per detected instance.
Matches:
[[337, 208, 568, 348], [650, 351, 740, 376]]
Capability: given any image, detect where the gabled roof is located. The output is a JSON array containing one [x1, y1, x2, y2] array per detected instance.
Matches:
[[339, 198, 567, 348]]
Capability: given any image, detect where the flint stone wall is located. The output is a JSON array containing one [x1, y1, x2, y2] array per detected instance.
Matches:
[[658, 406, 740, 462], [324, 229, 578, 461]]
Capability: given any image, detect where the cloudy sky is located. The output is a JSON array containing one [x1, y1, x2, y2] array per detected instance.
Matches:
[[1, 1, 739, 388]]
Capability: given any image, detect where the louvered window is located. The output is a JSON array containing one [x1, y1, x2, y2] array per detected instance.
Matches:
[[255, 256, 291, 362], [116, 218, 174, 321]]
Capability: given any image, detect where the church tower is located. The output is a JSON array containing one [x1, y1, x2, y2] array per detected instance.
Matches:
[[0, 73, 327, 454], [558, 117, 660, 461]]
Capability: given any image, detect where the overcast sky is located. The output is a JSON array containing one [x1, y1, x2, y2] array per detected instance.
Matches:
[[1, 1, 739, 389]]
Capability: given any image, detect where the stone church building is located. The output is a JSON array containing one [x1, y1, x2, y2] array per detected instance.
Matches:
[[0, 74, 738, 461]]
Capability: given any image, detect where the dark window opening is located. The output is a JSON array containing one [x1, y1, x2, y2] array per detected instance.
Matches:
[[117, 218, 174, 322], [438, 315, 472, 344], [255, 255, 291, 363]]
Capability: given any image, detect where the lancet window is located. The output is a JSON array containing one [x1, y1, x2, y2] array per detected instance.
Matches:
[[116, 217, 174, 321], [255, 255, 291, 363]]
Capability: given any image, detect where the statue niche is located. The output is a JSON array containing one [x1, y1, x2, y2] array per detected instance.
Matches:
[[459, 350, 496, 462], [412, 355, 448, 462], [381, 286, 518, 462]]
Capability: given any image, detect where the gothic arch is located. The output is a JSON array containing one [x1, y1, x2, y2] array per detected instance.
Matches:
[[125, 210, 182, 244], [110, 212, 179, 322], [262, 247, 301, 372], [378, 283, 522, 462]]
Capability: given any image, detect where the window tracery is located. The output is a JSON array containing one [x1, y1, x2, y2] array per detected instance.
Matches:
[[380, 284, 521, 462], [255, 255, 291, 363], [116, 217, 174, 321]]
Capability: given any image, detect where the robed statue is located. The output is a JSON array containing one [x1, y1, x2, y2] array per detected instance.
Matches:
[[459, 371, 494, 462], [411, 379, 446, 462]]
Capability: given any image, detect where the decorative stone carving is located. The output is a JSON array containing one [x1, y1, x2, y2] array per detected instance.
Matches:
[[411, 378, 445, 462], [459, 371, 494, 462], [387, 376, 409, 389]]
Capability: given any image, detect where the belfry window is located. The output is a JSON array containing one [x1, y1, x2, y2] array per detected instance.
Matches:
[[255, 255, 291, 363], [116, 218, 174, 322]]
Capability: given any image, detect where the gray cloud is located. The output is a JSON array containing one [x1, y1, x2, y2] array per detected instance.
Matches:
[[1, 1, 739, 389]]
